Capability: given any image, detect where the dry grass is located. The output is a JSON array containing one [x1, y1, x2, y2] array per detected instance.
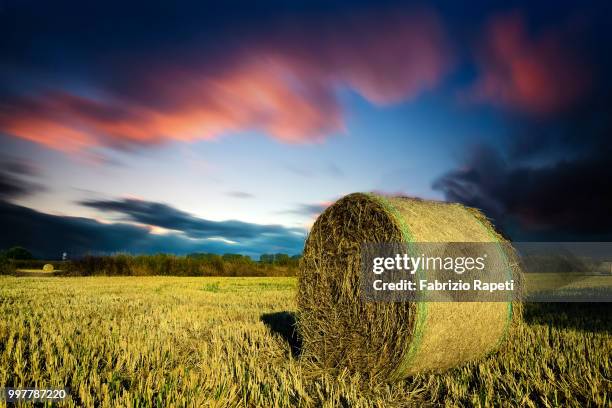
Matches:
[[0, 276, 610, 407]]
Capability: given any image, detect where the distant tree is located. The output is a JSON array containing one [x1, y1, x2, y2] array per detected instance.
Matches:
[[187, 252, 218, 261], [260, 254, 274, 264], [222, 253, 243, 262], [274, 253, 290, 266], [5, 246, 33, 260], [290, 254, 302, 267]]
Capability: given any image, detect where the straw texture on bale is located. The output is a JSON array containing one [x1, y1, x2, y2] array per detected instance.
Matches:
[[298, 193, 521, 381]]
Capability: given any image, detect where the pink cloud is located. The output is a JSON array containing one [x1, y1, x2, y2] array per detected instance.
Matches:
[[0, 8, 452, 153], [466, 13, 591, 115]]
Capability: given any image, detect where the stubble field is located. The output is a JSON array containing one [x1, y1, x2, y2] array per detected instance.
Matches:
[[0, 276, 610, 407]]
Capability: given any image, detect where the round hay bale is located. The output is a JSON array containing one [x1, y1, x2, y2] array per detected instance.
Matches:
[[298, 192, 521, 381], [42, 263, 54, 272]]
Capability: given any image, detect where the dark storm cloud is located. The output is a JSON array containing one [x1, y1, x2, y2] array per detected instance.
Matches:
[[433, 146, 612, 239], [0, 157, 44, 200], [0, 200, 153, 257], [434, 75, 612, 240], [0, 200, 304, 258], [433, 5, 612, 241], [433, 104, 612, 240], [79, 197, 304, 240]]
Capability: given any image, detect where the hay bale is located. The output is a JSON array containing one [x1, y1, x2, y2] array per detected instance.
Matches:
[[298, 193, 521, 381], [42, 264, 54, 272]]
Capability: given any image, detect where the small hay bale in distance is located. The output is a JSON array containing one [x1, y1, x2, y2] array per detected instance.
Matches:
[[42, 264, 54, 272], [298, 193, 520, 381]]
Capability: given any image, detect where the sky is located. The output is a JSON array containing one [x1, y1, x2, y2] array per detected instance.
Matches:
[[1, 0, 611, 258]]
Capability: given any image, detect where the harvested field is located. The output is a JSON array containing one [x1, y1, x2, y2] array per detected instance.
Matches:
[[1, 276, 610, 407]]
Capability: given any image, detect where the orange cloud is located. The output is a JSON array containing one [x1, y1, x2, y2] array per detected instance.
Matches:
[[0, 8, 451, 153], [467, 13, 591, 115]]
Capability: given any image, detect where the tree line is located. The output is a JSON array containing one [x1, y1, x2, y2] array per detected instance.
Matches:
[[0, 246, 302, 277]]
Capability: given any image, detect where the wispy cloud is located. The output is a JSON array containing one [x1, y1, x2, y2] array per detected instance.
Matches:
[[226, 191, 255, 199], [0, 7, 452, 154], [284, 162, 345, 178], [79, 197, 304, 240], [0, 157, 45, 200], [463, 13, 591, 115], [280, 201, 333, 218]]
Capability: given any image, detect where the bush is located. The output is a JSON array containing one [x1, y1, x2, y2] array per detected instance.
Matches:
[[5, 246, 33, 260], [0, 254, 14, 275]]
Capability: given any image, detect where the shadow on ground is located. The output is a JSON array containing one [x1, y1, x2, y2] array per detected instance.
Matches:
[[260, 311, 302, 357], [523, 302, 612, 333]]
